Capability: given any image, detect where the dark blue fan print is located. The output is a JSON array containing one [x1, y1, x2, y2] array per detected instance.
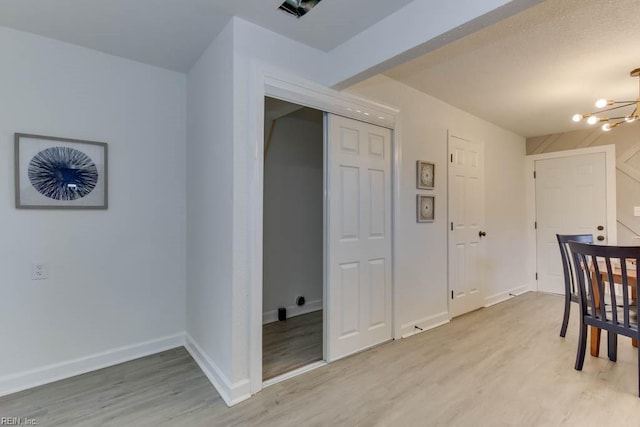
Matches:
[[28, 146, 99, 200]]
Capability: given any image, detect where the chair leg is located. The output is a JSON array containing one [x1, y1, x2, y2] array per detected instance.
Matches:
[[590, 326, 601, 357], [560, 295, 571, 337], [608, 332, 618, 362], [575, 321, 587, 370]]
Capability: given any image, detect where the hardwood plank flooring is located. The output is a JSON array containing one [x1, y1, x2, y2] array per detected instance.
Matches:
[[262, 310, 323, 380], [3, 292, 640, 426]]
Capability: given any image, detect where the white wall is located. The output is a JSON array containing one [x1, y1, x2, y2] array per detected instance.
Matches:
[[347, 75, 528, 337], [263, 108, 323, 321], [185, 20, 238, 402], [0, 27, 187, 394], [0, 0, 536, 405], [185, 17, 327, 405]]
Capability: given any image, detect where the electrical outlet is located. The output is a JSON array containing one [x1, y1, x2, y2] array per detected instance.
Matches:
[[31, 263, 48, 280], [634, 206, 640, 217]]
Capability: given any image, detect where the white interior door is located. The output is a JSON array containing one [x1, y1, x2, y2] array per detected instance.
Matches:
[[448, 133, 486, 318], [535, 152, 608, 294], [326, 114, 392, 362]]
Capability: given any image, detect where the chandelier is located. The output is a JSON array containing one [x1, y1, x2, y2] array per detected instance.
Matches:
[[572, 68, 640, 131]]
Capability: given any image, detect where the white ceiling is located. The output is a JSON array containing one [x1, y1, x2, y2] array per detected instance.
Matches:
[[0, 0, 415, 73], [2, 0, 637, 138], [385, 0, 640, 138]]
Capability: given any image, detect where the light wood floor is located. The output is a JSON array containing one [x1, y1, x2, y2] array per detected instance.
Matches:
[[3, 292, 640, 426], [263, 310, 323, 380]]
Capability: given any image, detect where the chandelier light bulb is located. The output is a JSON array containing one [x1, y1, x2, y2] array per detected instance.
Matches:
[[587, 116, 598, 125], [595, 98, 609, 108], [572, 113, 582, 122], [602, 123, 611, 131], [626, 115, 637, 123]]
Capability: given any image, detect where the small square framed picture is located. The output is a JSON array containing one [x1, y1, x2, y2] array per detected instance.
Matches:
[[417, 194, 435, 223], [417, 160, 435, 189], [14, 133, 108, 209]]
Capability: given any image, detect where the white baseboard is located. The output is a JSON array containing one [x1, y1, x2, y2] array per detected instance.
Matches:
[[263, 299, 322, 324], [184, 333, 251, 407], [400, 312, 450, 339], [484, 284, 530, 308], [0, 333, 184, 398]]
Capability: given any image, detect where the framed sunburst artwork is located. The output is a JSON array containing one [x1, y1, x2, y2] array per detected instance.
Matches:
[[417, 194, 435, 223], [14, 133, 108, 209], [417, 160, 435, 189]]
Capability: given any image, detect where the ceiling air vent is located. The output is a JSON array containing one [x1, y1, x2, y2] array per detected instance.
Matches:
[[279, 0, 322, 18]]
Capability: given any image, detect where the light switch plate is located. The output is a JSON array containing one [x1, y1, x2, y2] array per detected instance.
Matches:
[[635, 207, 640, 217]]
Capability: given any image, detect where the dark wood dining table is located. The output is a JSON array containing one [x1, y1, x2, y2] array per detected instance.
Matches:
[[589, 262, 637, 357]]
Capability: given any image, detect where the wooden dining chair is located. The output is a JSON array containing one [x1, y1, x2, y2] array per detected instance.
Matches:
[[556, 234, 593, 337], [568, 241, 640, 396]]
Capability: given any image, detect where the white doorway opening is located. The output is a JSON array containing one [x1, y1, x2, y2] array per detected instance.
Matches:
[[249, 74, 399, 395], [262, 98, 325, 382]]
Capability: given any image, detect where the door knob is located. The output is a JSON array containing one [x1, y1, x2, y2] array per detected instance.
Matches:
[[597, 225, 604, 231], [479, 231, 487, 238], [597, 235, 605, 241]]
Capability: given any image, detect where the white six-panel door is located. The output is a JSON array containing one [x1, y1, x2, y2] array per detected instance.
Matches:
[[448, 134, 486, 318], [326, 114, 392, 362], [535, 152, 607, 294]]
